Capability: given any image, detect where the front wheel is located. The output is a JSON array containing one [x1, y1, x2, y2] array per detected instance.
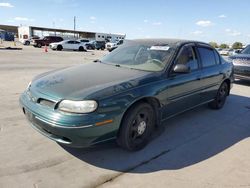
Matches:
[[209, 82, 229, 109], [37, 43, 42, 48], [117, 103, 155, 151], [25, 41, 30, 45], [79, 46, 84, 51]]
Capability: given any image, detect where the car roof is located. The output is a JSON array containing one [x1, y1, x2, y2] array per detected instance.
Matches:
[[131, 38, 210, 47]]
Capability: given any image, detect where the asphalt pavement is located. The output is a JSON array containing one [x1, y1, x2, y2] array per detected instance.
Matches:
[[0, 45, 249, 188]]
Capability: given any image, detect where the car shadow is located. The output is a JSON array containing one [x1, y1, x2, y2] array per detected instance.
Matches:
[[60, 94, 250, 173]]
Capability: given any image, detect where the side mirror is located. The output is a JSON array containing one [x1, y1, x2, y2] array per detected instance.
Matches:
[[173, 64, 190, 74]]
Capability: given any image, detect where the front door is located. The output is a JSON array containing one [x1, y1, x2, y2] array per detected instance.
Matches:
[[161, 44, 203, 119]]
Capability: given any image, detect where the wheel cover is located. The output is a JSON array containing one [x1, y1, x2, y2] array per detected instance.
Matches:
[[218, 84, 227, 105], [129, 109, 150, 142]]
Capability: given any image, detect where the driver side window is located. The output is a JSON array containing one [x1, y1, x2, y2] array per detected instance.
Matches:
[[176, 45, 198, 71]]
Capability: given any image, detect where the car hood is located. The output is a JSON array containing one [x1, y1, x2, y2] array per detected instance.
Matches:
[[106, 42, 116, 45], [30, 63, 155, 100], [230, 53, 250, 60]]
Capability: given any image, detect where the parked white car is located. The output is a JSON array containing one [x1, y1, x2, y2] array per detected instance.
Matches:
[[49, 40, 87, 51], [20, 36, 40, 45], [228, 49, 242, 56], [106, 39, 124, 52], [219, 49, 230, 56]]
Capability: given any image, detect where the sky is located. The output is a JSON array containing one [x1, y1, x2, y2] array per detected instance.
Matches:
[[1, 0, 250, 44]]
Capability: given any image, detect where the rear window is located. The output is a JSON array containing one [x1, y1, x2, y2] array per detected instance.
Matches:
[[197, 47, 217, 67]]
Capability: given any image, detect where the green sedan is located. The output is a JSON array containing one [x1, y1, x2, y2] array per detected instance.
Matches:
[[20, 39, 234, 151]]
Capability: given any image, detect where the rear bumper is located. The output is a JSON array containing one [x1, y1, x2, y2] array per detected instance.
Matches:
[[49, 45, 57, 50]]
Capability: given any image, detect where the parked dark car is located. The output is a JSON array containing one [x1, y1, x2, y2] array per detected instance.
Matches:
[[229, 45, 250, 81], [95, 41, 106, 50], [33, 36, 63, 48], [85, 41, 96, 50], [20, 39, 233, 151]]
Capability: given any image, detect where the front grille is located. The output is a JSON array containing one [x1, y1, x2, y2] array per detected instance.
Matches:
[[38, 98, 56, 108], [233, 59, 250, 65]]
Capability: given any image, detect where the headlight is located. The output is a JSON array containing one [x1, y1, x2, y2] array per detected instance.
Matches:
[[58, 100, 98, 113]]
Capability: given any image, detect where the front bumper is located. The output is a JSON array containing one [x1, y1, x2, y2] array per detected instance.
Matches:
[[19, 91, 121, 147], [106, 46, 117, 51]]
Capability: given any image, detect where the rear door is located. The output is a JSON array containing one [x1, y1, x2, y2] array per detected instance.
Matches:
[[196, 45, 224, 102], [162, 44, 203, 118]]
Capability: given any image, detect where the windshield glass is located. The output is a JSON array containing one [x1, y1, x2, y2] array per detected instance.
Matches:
[[100, 41, 176, 72], [241, 45, 250, 54]]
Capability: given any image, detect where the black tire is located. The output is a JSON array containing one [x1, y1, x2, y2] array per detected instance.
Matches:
[[25, 41, 30, 45], [57, 45, 63, 51], [101, 47, 105, 50], [209, 82, 229, 109], [117, 103, 155, 151], [79, 46, 84, 51], [37, 43, 42, 48]]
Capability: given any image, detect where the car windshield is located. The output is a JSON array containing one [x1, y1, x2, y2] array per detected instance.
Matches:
[[100, 41, 176, 72], [240, 45, 250, 54]]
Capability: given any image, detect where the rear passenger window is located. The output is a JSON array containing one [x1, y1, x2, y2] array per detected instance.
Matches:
[[197, 47, 216, 67], [176, 45, 198, 71]]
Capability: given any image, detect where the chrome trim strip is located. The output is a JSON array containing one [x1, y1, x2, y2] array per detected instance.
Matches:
[[34, 116, 94, 129]]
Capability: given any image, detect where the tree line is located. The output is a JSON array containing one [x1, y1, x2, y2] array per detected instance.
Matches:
[[209, 42, 243, 49]]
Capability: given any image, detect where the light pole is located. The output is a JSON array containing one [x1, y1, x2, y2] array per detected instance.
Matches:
[[53, 21, 56, 36], [74, 16, 76, 38]]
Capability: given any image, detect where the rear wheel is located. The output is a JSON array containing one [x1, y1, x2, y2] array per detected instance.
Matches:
[[117, 103, 155, 151], [57, 45, 63, 51], [209, 82, 229, 109], [37, 43, 42, 48]]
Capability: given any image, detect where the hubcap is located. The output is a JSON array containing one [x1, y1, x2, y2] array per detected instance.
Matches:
[[137, 121, 146, 135], [218, 85, 227, 103]]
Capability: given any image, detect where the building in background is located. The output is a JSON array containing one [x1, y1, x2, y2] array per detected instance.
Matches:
[[0, 28, 15, 41], [0, 24, 125, 43], [17, 26, 125, 43]]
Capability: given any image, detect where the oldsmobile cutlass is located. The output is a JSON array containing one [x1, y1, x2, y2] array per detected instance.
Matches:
[[20, 39, 234, 151]]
